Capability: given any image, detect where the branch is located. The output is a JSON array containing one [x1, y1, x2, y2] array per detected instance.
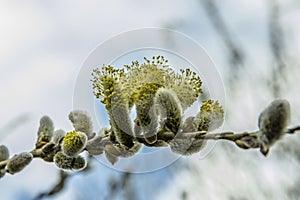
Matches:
[[33, 156, 93, 200], [200, 0, 245, 77], [267, 0, 287, 98], [286, 126, 300, 134], [33, 170, 69, 200]]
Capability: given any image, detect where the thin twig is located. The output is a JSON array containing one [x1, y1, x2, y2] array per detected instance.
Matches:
[[33, 156, 93, 200], [267, 0, 286, 98], [200, 0, 245, 81], [33, 170, 69, 200], [286, 126, 300, 134], [176, 131, 256, 141]]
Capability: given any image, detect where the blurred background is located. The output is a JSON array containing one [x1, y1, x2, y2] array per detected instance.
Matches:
[[0, 0, 300, 199]]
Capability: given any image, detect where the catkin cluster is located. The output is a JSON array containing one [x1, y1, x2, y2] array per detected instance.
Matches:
[[45, 80, 293, 168], [34, 112, 89, 171], [0, 56, 296, 177], [91, 56, 225, 162], [0, 145, 32, 178], [258, 99, 291, 155]]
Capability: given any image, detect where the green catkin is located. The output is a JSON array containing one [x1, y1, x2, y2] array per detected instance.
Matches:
[[195, 99, 224, 131], [69, 110, 94, 139], [258, 99, 290, 155], [92, 66, 134, 148], [154, 88, 182, 134], [54, 151, 86, 171], [6, 152, 32, 174], [135, 83, 161, 144], [168, 68, 202, 110], [183, 100, 224, 155], [119, 57, 203, 110], [72, 156, 86, 170], [110, 84, 134, 148], [54, 151, 73, 170], [90, 56, 207, 157], [36, 116, 54, 145], [62, 131, 87, 157]]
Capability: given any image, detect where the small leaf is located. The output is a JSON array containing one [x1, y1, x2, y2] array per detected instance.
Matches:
[[85, 135, 105, 155], [105, 150, 119, 165]]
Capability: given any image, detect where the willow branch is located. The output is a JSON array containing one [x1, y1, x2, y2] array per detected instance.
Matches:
[[33, 156, 93, 200], [286, 126, 300, 134], [33, 170, 69, 200]]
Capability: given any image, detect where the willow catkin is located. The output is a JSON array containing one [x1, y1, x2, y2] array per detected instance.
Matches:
[[258, 99, 290, 155], [91, 66, 134, 148], [154, 88, 182, 134], [69, 110, 94, 139], [6, 152, 33, 174], [54, 151, 86, 170], [62, 131, 87, 157], [135, 83, 161, 144], [172, 100, 223, 155], [72, 156, 86, 171], [54, 151, 73, 170], [110, 84, 134, 148], [36, 116, 54, 144], [194, 100, 224, 132]]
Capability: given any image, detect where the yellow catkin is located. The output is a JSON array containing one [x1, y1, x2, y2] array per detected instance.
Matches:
[[62, 130, 87, 157]]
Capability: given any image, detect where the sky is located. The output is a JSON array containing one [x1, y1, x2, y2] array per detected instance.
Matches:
[[0, 1, 300, 200]]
